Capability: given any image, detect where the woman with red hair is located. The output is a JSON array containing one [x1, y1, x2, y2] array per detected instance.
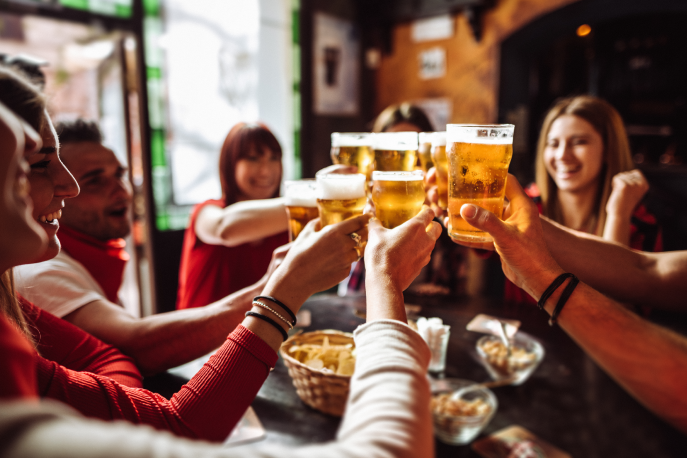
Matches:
[[176, 123, 289, 310]]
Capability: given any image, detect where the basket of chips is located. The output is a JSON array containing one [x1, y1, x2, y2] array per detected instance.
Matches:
[[280, 330, 356, 417]]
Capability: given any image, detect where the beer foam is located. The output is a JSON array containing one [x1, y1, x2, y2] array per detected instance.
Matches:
[[447, 124, 514, 145], [317, 174, 367, 200], [431, 132, 446, 147], [372, 171, 423, 181], [373, 132, 419, 151], [331, 132, 373, 147], [285, 195, 317, 207], [284, 180, 317, 206], [419, 132, 434, 144]]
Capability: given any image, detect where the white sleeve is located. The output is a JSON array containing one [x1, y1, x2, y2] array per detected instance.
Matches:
[[0, 321, 433, 458], [13, 252, 107, 318]]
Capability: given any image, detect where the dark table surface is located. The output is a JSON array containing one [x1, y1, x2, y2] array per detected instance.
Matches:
[[243, 293, 687, 457]]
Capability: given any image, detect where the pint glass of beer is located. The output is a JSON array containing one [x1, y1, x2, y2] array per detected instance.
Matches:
[[446, 124, 514, 242], [431, 132, 448, 210], [371, 171, 425, 229], [316, 173, 367, 227], [330, 133, 375, 181], [418, 132, 435, 173], [284, 180, 319, 241], [373, 132, 418, 172]]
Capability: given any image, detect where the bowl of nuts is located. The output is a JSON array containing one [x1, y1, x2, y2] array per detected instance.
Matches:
[[476, 333, 544, 386], [430, 378, 497, 445]]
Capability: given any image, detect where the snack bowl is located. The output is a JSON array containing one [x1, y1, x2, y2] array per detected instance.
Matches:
[[430, 378, 497, 445], [476, 333, 544, 386], [280, 330, 355, 417]]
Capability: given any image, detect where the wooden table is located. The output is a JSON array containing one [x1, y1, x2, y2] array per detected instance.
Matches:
[[242, 293, 687, 457]]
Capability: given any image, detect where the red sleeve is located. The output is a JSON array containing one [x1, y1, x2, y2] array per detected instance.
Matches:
[[36, 324, 277, 442], [0, 314, 37, 400], [20, 296, 143, 388], [629, 205, 663, 253]]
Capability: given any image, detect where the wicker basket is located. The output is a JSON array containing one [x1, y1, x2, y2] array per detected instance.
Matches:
[[280, 330, 354, 417]]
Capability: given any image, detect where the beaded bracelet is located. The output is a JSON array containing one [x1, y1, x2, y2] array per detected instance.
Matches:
[[254, 295, 297, 326], [245, 311, 289, 341], [253, 300, 294, 330]]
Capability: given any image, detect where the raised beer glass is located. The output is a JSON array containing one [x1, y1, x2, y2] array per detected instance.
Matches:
[[371, 171, 425, 229], [330, 133, 375, 181], [316, 173, 367, 227], [418, 132, 435, 173], [373, 132, 418, 172], [431, 131, 448, 210], [284, 180, 319, 241], [446, 124, 514, 243]]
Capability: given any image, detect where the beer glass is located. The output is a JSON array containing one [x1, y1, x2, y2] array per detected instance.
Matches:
[[418, 132, 435, 173], [284, 180, 319, 241], [330, 133, 375, 181], [316, 173, 367, 227], [371, 171, 425, 229], [373, 132, 418, 172], [431, 132, 448, 210], [446, 124, 514, 243]]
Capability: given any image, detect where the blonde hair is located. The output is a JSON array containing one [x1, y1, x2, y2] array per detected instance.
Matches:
[[535, 96, 634, 235], [0, 270, 33, 345]]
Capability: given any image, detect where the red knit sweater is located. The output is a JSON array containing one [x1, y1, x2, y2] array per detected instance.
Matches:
[[9, 298, 277, 442]]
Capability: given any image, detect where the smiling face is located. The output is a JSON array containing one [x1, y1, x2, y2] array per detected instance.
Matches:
[[27, 113, 80, 262], [0, 103, 48, 270], [543, 114, 605, 195], [59, 142, 132, 241], [234, 145, 282, 201]]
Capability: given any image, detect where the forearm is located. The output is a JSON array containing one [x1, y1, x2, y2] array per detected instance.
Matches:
[[541, 281, 687, 432], [602, 213, 632, 246], [214, 199, 288, 246], [364, 279, 407, 323]]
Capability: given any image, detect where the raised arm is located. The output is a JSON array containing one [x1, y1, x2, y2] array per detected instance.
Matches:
[[602, 169, 650, 246], [195, 198, 289, 247], [541, 216, 687, 311], [457, 175, 687, 433]]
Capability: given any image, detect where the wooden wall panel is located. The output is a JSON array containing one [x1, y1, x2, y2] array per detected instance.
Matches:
[[374, 0, 579, 125]]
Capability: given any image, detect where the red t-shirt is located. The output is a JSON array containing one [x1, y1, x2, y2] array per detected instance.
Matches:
[[504, 184, 663, 305], [0, 314, 36, 400], [176, 199, 289, 309]]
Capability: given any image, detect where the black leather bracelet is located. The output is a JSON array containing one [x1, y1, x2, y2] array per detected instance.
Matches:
[[245, 311, 289, 341], [548, 275, 579, 326], [254, 295, 297, 326], [537, 273, 575, 311]]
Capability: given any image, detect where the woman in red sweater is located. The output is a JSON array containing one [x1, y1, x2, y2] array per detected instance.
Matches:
[[0, 65, 369, 442], [176, 123, 290, 310]]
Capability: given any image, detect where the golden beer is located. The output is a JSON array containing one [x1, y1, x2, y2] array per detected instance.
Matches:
[[330, 133, 375, 180], [431, 132, 448, 209], [284, 180, 319, 241], [418, 132, 435, 173], [373, 132, 419, 172], [371, 171, 425, 229], [316, 174, 367, 227], [446, 124, 514, 242]]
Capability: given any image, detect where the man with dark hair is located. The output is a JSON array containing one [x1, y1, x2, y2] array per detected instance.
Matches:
[[15, 119, 283, 375]]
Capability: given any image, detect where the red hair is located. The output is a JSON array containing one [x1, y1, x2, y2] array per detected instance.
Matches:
[[219, 122, 283, 205]]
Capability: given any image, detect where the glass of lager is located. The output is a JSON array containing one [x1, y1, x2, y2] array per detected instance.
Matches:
[[316, 173, 368, 227], [418, 132, 435, 173], [284, 180, 319, 242], [330, 133, 375, 181], [431, 132, 448, 210], [373, 132, 418, 172], [446, 124, 514, 243], [371, 171, 425, 229]]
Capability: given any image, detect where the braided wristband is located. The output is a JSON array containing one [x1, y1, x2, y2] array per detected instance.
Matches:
[[537, 273, 576, 311], [245, 311, 289, 341], [253, 300, 294, 330], [254, 295, 297, 326], [548, 275, 579, 326]]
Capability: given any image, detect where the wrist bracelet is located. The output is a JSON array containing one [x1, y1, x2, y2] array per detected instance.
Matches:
[[254, 295, 297, 326], [253, 300, 294, 329], [245, 311, 289, 341], [548, 275, 579, 326], [537, 273, 575, 311]]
